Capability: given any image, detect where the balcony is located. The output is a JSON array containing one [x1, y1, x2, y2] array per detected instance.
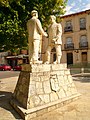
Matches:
[[64, 26, 73, 32], [80, 27, 86, 30], [79, 42, 88, 49], [64, 43, 74, 50]]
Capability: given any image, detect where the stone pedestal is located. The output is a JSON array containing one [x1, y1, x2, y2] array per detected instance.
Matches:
[[10, 64, 80, 120]]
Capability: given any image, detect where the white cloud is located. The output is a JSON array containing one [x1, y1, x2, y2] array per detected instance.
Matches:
[[74, 7, 80, 12], [65, 5, 74, 15], [66, 5, 72, 11], [65, 1, 90, 15], [82, 2, 86, 5], [82, 4, 90, 11], [65, 0, 90, 15], [70, 2, 75, 7], [78, 0, 82, 2]]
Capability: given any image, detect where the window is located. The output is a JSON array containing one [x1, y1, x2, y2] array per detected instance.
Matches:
[[66, 37, 72, 44], [80, 18, 86, 30], [66, 21, 72, 27], [64, 37, 74, 49], [79, 35, 88, 48], [80, 35, 87, 42], [64, 20, 73, 32]]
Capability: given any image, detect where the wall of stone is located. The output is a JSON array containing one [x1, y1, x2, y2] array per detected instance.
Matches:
[[13, 64, 77, 110]]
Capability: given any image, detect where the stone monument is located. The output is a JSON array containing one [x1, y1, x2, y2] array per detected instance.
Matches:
[[10, 13, 80, 120], [45, 15, 62, 64], [27, 10, 47, 64]]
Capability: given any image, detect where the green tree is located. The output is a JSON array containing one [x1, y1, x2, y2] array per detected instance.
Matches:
[[0, 0, 67, 53], [0, 0, 28, 53]]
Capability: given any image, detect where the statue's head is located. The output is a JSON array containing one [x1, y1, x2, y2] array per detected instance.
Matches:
[[31, 10, 38, 18], [50, 15, 56, 23]]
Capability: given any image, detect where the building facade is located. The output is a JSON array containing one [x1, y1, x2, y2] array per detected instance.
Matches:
[[61, 9, 90, 65], [6, 50, 29, 68], [0, 50, 28, 68]]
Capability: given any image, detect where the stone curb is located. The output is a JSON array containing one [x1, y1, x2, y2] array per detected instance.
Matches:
[[10, 93, 81, 120]]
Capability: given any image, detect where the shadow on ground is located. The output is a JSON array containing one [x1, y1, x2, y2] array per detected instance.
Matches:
[[0, 91, 22, 119]]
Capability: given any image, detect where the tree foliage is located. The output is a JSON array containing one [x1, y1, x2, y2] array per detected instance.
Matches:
[[0, 0, 67, 53]]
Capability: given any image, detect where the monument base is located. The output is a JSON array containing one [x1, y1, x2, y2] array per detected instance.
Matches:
[[10, 64, 81, 120]]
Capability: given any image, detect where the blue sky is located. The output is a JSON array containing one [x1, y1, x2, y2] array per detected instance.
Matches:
[[65, 0, 90, 15]]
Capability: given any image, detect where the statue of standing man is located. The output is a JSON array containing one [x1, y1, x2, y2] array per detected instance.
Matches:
[[45, 15, 62, 64], [27, 10, 47, 64]]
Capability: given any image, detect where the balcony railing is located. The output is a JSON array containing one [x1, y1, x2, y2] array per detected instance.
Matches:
[[79, 42, 88, 49], [64, 26, 73, 32], [64, 43, 74, 50]]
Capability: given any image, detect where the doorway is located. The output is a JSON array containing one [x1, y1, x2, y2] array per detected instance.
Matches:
[[67, 53, 73, 65], [82, 52, 87, 63]]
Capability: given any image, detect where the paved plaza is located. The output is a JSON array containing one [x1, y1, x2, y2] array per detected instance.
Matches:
[[0, 74, 90, 120]]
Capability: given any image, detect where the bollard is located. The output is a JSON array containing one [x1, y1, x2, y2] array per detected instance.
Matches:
[[81, 67, 84, 73]]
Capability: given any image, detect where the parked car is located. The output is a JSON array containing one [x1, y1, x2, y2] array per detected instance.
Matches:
[[0, 64, 11, 71], [13, 65, 22, 71]]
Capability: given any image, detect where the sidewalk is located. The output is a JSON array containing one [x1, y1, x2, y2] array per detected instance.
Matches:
[[0, 75, 90, 120]]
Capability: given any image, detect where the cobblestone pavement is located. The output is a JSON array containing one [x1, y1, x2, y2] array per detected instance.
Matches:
[[0, 75, 90, 120]]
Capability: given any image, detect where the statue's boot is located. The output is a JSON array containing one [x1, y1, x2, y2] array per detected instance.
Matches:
[[44, 61, 50, 64], [53, 56, 61, 64], [33, 60, 42, 64]]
